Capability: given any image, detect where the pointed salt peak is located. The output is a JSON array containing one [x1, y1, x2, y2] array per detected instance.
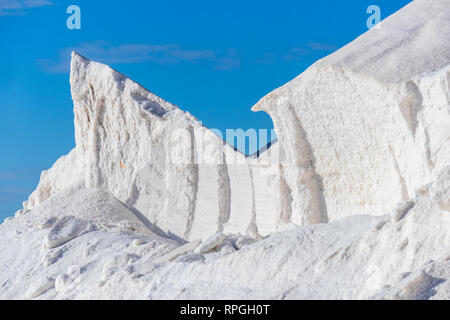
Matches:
[[71, 51, 91, 65], [251, 93, 272, 113], [71, 50, 85, 59], [251, 104, 263, 112], [70, 51, 130, 86], [68, 52, 183, 119], [70, 51, 92, 78], [251, 90, 280, 113]]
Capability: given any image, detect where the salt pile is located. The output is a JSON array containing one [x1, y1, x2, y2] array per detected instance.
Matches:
[[0, 0, 449, 300]]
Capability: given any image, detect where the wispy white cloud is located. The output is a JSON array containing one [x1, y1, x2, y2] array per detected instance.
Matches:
[[257, 42, 338, 63], [38, 41, 241, 73], [306, 42, 338, 51], [0, 0, 52, 16], [255, 53, 278, 65], [213, 49, 240, 71], [282, 48, 309, 61]]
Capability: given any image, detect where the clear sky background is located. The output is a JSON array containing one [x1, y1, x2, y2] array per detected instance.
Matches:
[[0, 0, 412, 219]]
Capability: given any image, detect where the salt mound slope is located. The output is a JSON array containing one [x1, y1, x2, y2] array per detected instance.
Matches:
[[253, 0, 450, 223], [321, 0, 450, 84], [1, 173, 448, 299]]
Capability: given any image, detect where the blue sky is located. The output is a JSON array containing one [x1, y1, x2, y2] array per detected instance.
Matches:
[[0, 0, 412, 219]]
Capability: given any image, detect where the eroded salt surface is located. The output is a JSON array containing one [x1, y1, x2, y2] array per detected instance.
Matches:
[[0, 0, 449, 300], [0, 180, 449, 299]]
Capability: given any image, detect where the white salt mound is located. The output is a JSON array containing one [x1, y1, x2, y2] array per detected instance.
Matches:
[[252, 0, 450, 224], [0, 0, 448, 300], [0, 190, 448, 299]]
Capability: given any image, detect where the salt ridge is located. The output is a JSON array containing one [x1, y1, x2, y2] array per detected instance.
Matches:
[[0, 0, 449, 300]]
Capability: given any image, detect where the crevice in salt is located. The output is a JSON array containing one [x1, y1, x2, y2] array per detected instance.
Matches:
[[217, 153, 231, 231]]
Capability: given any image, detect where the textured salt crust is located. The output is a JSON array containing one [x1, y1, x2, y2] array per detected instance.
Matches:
[[194, 232, 226, 254], [0, 0, 449, 300], [0, 183, 448, 299], [43, 216, 96, 249]]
